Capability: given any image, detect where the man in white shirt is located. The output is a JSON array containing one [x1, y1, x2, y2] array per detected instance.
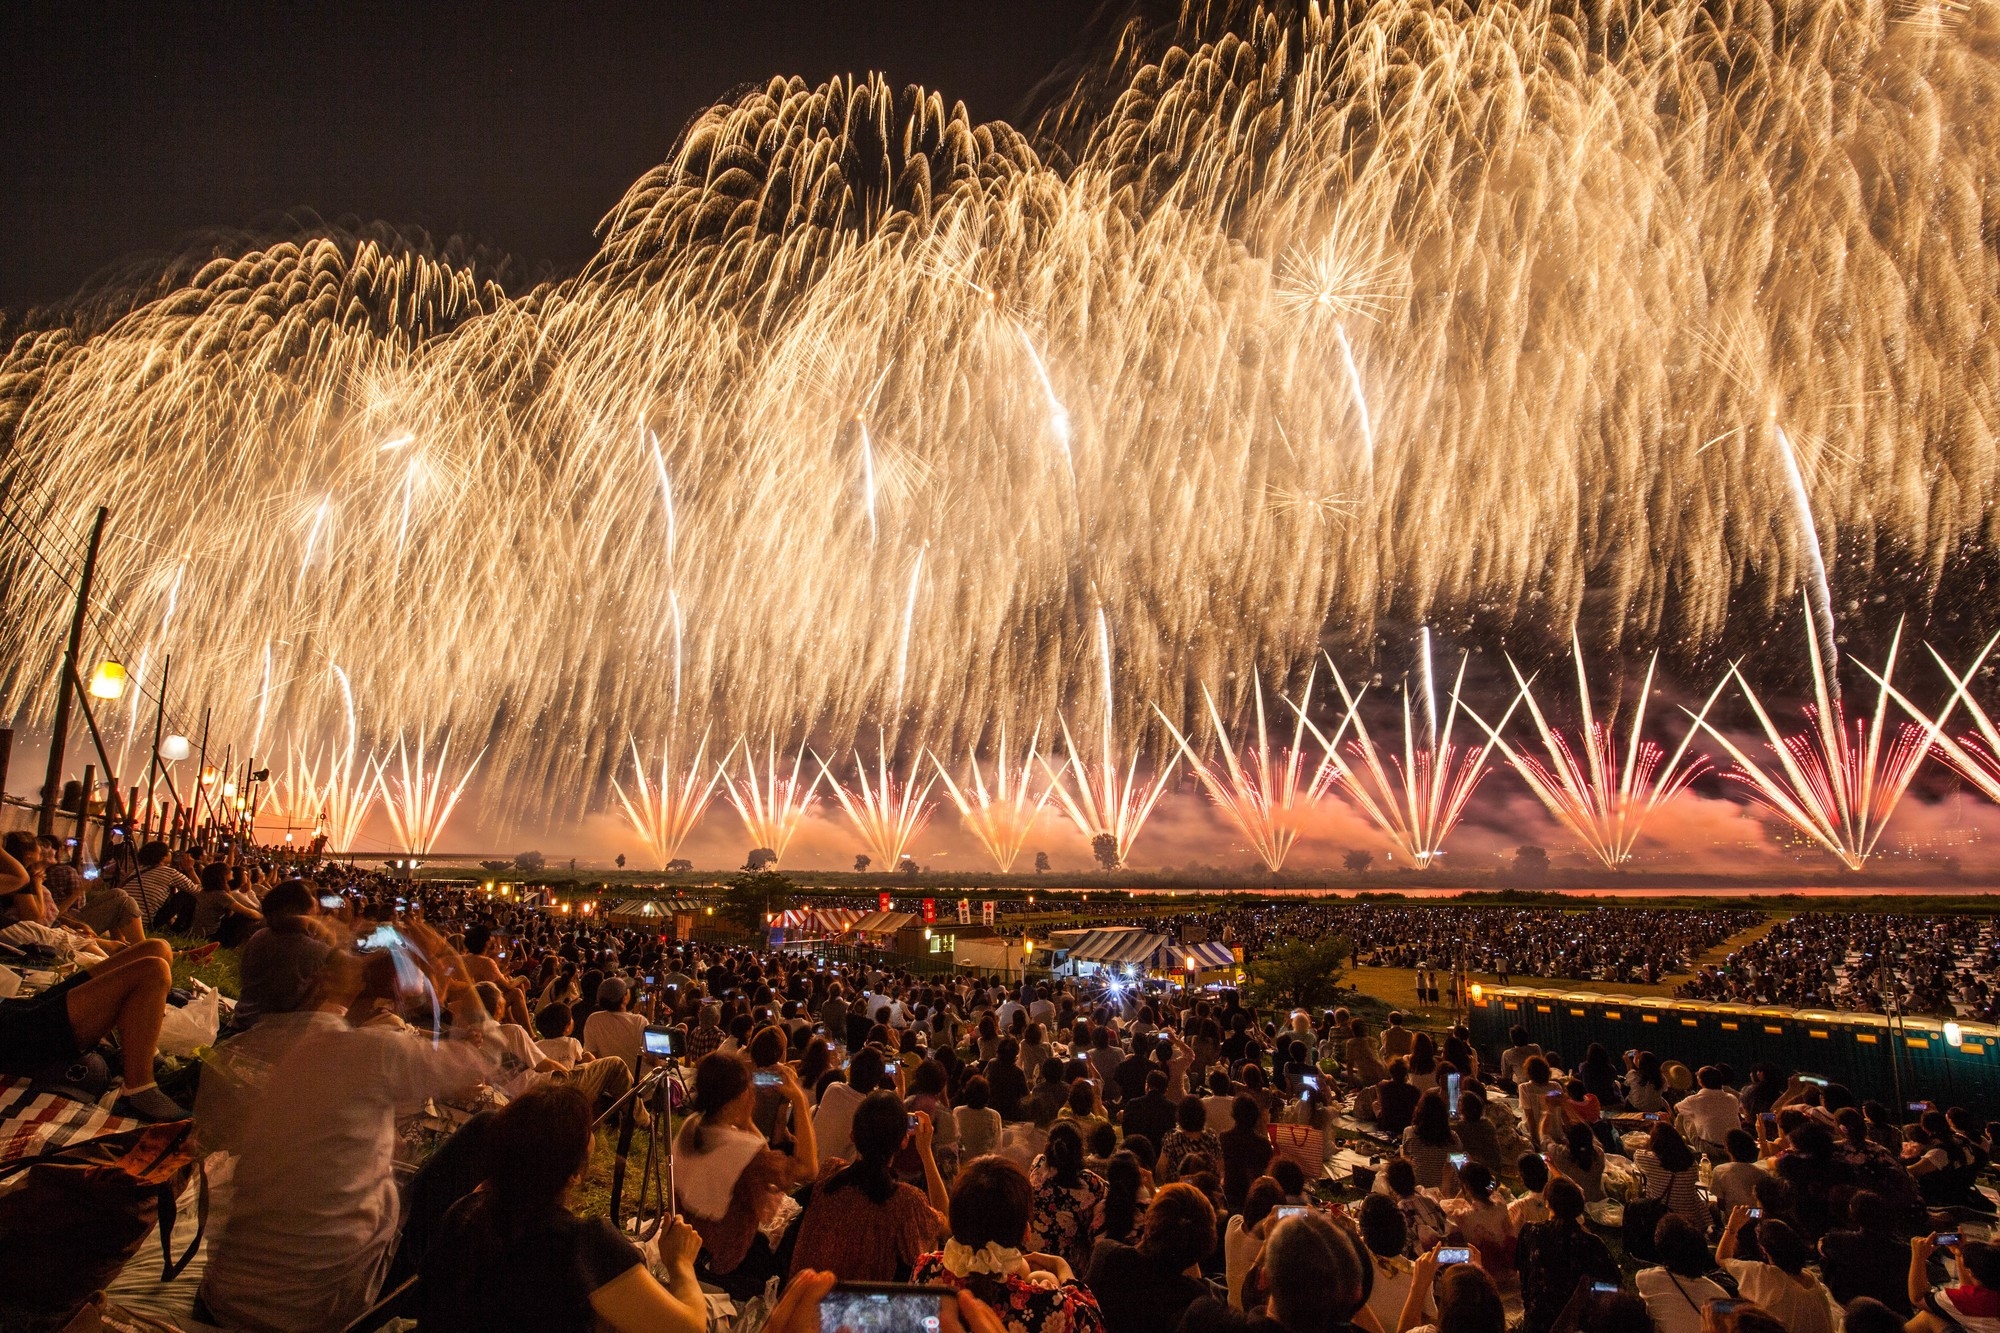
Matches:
[[582, 976, 649, 1071], [1674, 1066, 1745, 1154], [201, 932, 497, 1332]]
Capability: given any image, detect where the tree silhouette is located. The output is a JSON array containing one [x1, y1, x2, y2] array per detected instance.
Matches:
[[743, 847, 778, 871], [854, 854, 871, 873], [1513, 844, 1550, 883], [1343, 849, 1373, 874], [1034, 852, 1050, 874], [665, 858, 692, 873], [898, 856, 919, 875], [615, 853, 626, 870], [1090, 833, 1120, 871], [514, 850, 545, 871]]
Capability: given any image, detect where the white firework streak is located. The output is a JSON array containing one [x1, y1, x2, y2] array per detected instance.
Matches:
[[931, 724, 1054, 872], [823, 733, 938, 868], [720, 737, 821, 863], [613, 729, 722, 868]]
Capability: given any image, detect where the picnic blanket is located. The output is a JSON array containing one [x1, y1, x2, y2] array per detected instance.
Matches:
[[0, 1076, 144, 1166]]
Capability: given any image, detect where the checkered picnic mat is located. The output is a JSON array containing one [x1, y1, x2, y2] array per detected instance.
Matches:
[[0, 1076, 143, 1165]]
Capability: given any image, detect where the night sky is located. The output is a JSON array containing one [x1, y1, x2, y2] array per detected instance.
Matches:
[[0, 1, 1089, 313]]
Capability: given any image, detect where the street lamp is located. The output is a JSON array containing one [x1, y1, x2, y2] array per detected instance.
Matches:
[[87, 660, 128, 700]]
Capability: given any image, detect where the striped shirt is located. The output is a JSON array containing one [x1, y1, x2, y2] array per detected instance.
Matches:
[[119, 863, 196, 922]]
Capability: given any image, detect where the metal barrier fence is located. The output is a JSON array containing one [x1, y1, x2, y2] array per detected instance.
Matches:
[[1467, 985, 2000, 1119]]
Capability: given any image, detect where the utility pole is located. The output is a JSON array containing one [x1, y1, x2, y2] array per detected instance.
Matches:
[[38, 506, 109, 838]]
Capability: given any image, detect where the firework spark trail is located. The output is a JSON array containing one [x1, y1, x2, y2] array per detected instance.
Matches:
[[1301, 639, 1516, 867], [720, 738, 821, 862], [823, 733, 938, 868], [1695, 608, 1953, 869], [1, 1, 1995, 822], [286, 737, 379, 853], [612, 730, 722, 868], [1470, 634, 1715, 869], [376, 727, 484, 856], [1873, 634, 2000, 801], [1043, 610, 1176, 865], [1775, 422, 1840, 689], [1156, 668, 1338, 872], [931, 724, 1053, 872]]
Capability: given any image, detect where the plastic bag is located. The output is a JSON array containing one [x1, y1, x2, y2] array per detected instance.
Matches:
[[155, 987, 218, 1058]]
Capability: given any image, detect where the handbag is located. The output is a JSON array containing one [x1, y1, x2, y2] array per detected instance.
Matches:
[[1621, 1166, 1674, 1262], [0, 1120, 207, 1332]]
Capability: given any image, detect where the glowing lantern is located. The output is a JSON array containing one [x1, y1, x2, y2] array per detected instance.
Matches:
[[161, 735, 191, 762], [87, 660, 128, 699]]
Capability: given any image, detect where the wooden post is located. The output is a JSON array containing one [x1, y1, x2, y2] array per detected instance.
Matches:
[[74, 763, 94, 863], [39, 506, 109, 837], [0, 727, 11, 817]]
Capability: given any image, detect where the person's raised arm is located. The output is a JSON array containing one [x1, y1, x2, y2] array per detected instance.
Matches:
[[1909, 1234, 1938, 1312], [778, 1063, 819, 1181], [913, 1109, 950, 1214], [1398, 1247, 1442, 1333], [1716, 1205, 1751, 1263]]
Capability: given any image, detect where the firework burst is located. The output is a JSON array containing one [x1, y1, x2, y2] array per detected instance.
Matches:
[[1695, 612, 1947, 869], [931, 725, 1053, 872], [1473, 635, 1715, 869], [824, 734, 938, 869], [1157, 670, 1337, 872], [1874, 634, 2000, 801], [1301, 632, 1512, 868], [612, 729, 722, 869], [1042, 611, 1175, 867], [375, 727, 484, 856], [720, 738, 821, 863]]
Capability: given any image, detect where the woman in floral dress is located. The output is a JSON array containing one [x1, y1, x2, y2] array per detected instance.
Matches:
[[1026, 1123, 1109, 1273], [912, 1155, 1107, 1333]]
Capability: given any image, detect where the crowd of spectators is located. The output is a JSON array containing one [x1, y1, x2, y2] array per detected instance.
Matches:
[[9, 839, 2000, 1333], [1677, 913, 2000, 1019]]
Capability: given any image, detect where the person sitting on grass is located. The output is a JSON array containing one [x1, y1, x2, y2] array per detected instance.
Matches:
[[0, 933, 183, 1120], [418, 1081, 708, 1333], [1905, 1234, 2000, 1333], [911, 1154, 1107, 1333], [789, 1090, 948, 1282]]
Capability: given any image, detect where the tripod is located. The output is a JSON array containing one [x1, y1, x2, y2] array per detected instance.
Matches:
[[603, 1059, 682, 1241]]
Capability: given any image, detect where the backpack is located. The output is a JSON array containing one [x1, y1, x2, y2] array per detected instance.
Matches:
[[0, 1120, 206, 1332]]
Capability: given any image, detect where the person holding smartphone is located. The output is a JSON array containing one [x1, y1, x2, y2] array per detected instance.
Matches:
[[789, 1092, 947, 1283], [674, 1052, 819, 1299], [418, 1082, 707, 1333], [1907, 1233, 2000, 1333], [1395, 1246, 1506, 1333]]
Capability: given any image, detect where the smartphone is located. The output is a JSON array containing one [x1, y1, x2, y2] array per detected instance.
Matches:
[[908, 1113, 921, 1130], [1643, 1112, 1662, 1123], [753, 1069, 782, 1088], [318, 894, 345, 910], [1274, 1204, 1310, 1220], [1446, 1072, 1462, 1111], [1708, 1300, 1747, 1316], [1448, 1153, 1469, 1169], [1799, 1075, 1828, 1088], [1299, 1073, 1320, 1095], [1933, 1232, 1961, 1248], [884, 1060, 899, 1077], [813, 1023, 827, 1035], [1909, 1100, 1933, 1113], [82, 866, 100, 881], [645, 974, 657, 986], [643, 1025, 684, 1059], [1590, 1282, 1620, 1294], [820, 1284, 943, 1333], [1436, 1247, 1472, 1266], [1761, 1112, 1778, 1130], [1546, 1087, 1565, 1099], [1747, 1207, 1763, 1220]]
